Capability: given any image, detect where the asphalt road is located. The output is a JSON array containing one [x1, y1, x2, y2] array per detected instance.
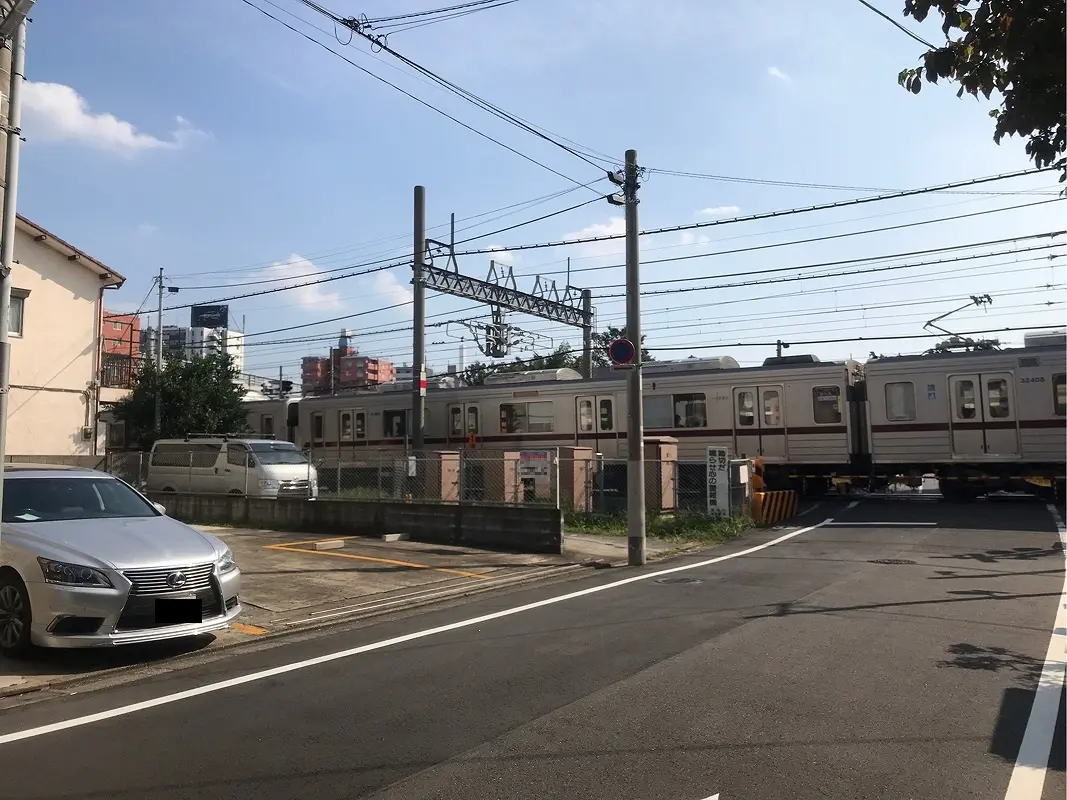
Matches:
[[0, 497, 1063, 800]]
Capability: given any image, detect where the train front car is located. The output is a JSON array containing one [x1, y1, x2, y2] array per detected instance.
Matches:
[[861, 333, 1066, 501]]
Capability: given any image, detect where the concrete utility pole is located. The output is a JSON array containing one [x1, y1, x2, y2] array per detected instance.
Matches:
[[621, 149, 646, 566], [153, 266, 164, 436], [581, 288, 593, 379], [411, 185, 426, 450], [0, 13, 27, 522]]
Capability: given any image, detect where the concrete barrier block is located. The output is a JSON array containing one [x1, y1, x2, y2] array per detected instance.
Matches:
[[313, 539, 346, 550], [381, 533, 410, 542]]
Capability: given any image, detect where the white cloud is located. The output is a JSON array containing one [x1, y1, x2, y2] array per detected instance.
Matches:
[[767, 66, 791, 82], [136, 223, 159, 237], [265, 254, 342, 311], [366, 270, 414, 306], [696, 205, 740, 218], [22, 81, 210, 156], [563, 217, 626, 261], [486, 244, 520, 266], [679, 231, 711, 246]]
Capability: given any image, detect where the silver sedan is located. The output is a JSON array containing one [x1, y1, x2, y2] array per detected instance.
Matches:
[[0, 464, 242, 657]]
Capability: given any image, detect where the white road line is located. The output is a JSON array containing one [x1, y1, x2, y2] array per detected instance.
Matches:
[[823, 521, 937, 527], [846, 500, 859, 510], [0, 519, 833, 746], [1002, 504, 1067, 800]]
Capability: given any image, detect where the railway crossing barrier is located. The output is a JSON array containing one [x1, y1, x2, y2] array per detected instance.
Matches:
[[752, 490, 799, 525]]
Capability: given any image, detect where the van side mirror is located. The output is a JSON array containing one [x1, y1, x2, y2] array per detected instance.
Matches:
[[153, 502, 167, 515]]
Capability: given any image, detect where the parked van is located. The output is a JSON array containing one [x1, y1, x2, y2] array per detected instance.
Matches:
[[146, 435, 319, 498]]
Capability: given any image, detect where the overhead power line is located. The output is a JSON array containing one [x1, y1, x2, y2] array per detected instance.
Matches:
[[454, 168, 1058, 256], [852, 0, 936, 48], [238, 0, 599, 190]]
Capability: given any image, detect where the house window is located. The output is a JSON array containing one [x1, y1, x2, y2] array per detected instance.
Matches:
[[812, 386, 842, 424], [9, 292, 25, 336], [885, 382, 916, 421], [112, 321, 123, 331]]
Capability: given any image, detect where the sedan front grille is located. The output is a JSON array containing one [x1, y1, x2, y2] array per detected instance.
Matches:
[[122, 563, 215, 596]]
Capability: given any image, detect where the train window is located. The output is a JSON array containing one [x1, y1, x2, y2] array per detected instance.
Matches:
[[449, 406, 463, 436], [674, 393, 707, 428], [885, 382, 916, 421], [578, 399, 594, 432], [500, 401, 554, 433], [600, 399, 614, 431], [955, 380, 977, 420], [736, 391, 755, 427], [762, 390, 781, 427], [643, 396, 673, 429], [467, 407, 479, 434], [354, 412, 366, 439], [384, 410, 407, 438], [339, 411, 353, 441], [986, 378, 1010, 418], [812, 386, 842, 424], [311, 413, 325, 442], [1054, 375, 1066, 416], [260, 414, 274, 436]]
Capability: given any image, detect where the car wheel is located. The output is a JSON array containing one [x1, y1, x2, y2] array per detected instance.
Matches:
[[0, 571, 32, 658]]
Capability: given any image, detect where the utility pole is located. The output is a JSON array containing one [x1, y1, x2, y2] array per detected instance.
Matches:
[[581, 288, 593, 378], [153, 266, 164, 437], [0, 13, 28, 525], [609, 149, 646, 566], [412, 185, 426, 450]]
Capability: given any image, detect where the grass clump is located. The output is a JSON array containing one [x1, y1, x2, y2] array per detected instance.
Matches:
[[564, 510, 749, 544]]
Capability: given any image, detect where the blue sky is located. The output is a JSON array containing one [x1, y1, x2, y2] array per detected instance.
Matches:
[[15, 0, 1065, 382]]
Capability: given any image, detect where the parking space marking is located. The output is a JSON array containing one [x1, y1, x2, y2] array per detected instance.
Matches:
[[229, 622, 269, 636], [264, 536, 358, 549], [268, 544, 489, 580]]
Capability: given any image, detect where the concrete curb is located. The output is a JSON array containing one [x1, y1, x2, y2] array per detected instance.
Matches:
[[0, 561, 588, 701]]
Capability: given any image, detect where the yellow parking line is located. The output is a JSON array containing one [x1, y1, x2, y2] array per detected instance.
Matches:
[[230, 622, 269, 635], [264, 536, 354, 549], [271, 545, 488, 580]]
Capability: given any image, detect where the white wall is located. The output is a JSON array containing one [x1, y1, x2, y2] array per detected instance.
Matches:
[[6, 225, 116, 455]]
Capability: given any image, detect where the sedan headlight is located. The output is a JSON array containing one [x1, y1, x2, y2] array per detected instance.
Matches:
[[216, 547, 238, 575], [37, 558, 113, 588]]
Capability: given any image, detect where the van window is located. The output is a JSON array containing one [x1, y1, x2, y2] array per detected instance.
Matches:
[[249, 441, 307, 465], [812, 386, 842, 424], [227, 444, 250, 467], [150, 442, 221, 468], [1053, 374, 1065, 416], [885, 382, 916, 421]]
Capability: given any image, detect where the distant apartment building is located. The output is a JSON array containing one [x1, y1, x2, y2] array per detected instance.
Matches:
[[299, 328, 394, 394], [141, 323, 245, 374]]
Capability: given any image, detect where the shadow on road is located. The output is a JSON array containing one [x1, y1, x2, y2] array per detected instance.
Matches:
[[931, 544, 1066, 565], [0, 634, 215, 679], [989, 684, 1066, 772]]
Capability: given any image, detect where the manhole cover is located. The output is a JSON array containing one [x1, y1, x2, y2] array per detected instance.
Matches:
[[655, 576, 704, 585], [868, 558, 917, 565]]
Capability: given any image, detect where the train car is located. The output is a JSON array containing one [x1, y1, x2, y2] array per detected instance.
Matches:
[[284, 355, 863, 491], [245, 397, 301, 444], [862, 341, 1066, 499]]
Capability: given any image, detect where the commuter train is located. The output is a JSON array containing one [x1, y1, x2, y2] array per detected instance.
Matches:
[[244, 335, 1067, 501]]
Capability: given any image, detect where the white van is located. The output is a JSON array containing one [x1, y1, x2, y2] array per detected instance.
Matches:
[[146, 436, 319, 498]]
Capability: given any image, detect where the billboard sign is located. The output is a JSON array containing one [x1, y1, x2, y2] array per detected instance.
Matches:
[[191, 304, 229, 329]]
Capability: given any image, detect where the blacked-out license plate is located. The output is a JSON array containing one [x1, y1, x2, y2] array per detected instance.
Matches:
[[155, 597, 202, 625]]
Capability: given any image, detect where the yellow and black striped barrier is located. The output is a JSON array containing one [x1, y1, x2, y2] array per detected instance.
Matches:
[[752, 490, 799, 525]]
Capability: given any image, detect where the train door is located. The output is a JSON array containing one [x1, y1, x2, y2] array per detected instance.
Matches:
[[447, 403, 480, 446], [949, 373, 1019, 458], [338, 408, 368, 447], [732, 385, 787, 460], [575, 395, 615, 450]]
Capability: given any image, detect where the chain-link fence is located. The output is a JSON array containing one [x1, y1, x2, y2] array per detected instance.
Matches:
[[104, 449, 754, 515]]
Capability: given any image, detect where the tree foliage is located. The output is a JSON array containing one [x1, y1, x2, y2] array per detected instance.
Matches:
[[109, 354, 250, 448], [460, 328, 657, 386], [897, 0, 1065, 182]]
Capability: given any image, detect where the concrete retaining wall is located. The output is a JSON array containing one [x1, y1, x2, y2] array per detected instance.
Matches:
[[146, 493, 564, 555]]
